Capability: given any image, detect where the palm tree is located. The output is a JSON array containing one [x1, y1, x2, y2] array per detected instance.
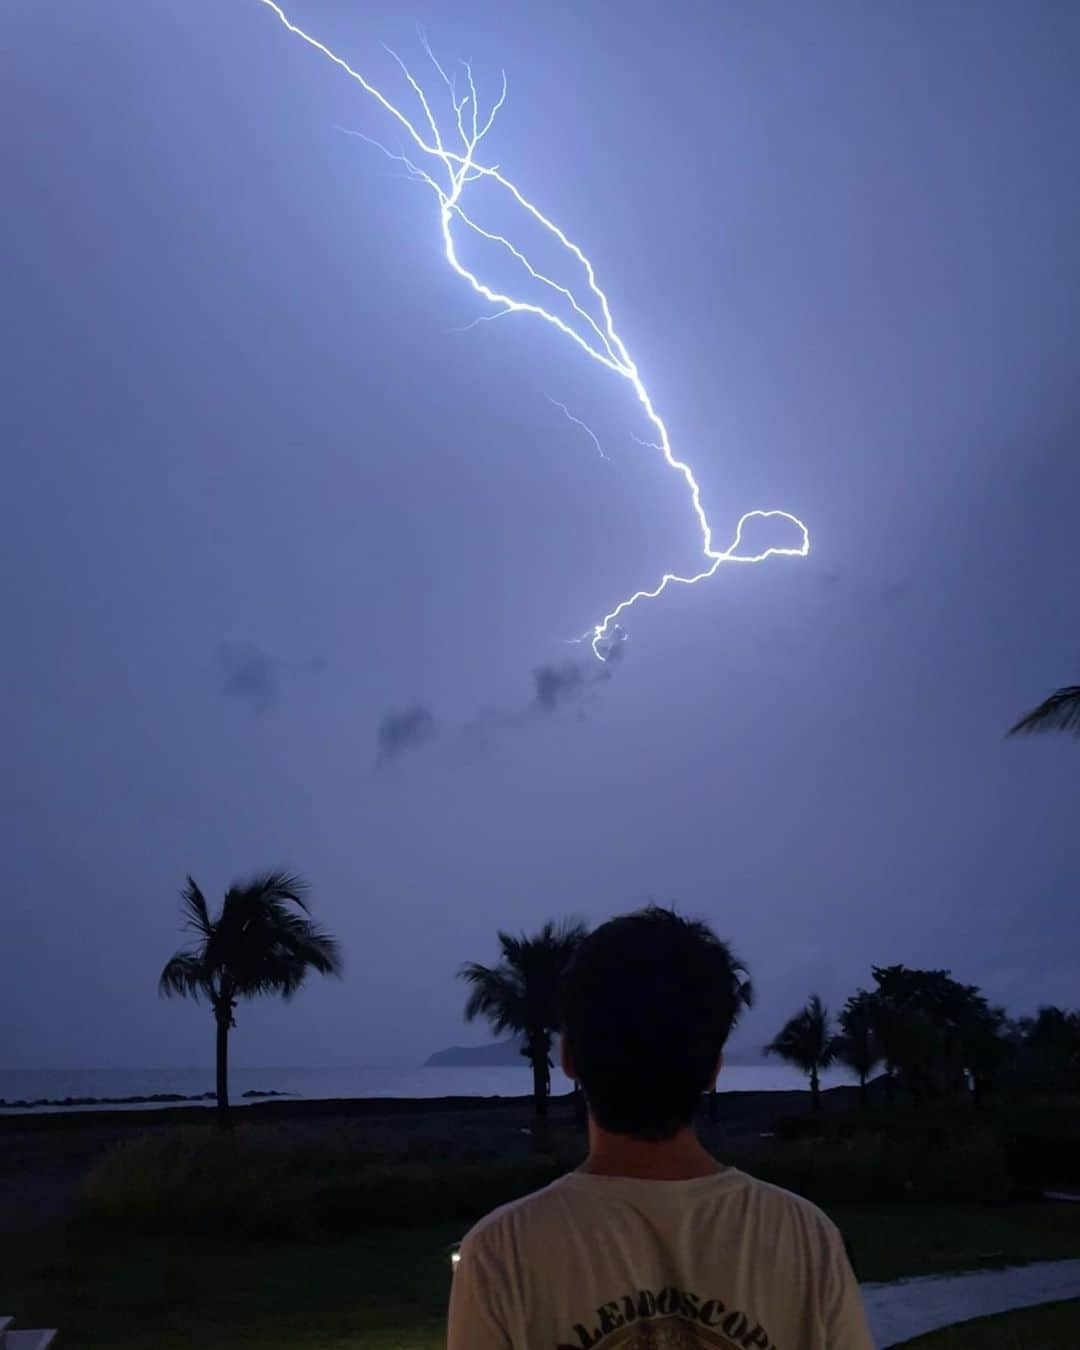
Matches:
[[836, 992, 882, 1109], [764, 994, 840, 1112], [1008, 685, 1080, 737], [460, 919, 587, 1125], [159, 872, 342, 1127], [708, 963, 756, 1123]]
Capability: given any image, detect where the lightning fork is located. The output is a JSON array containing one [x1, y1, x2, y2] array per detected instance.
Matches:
[[253, 1, 810, 658]]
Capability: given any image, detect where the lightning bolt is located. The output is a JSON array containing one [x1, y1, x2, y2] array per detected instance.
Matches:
[[253, 1, 810, 659], [547, 397, 609, 462]]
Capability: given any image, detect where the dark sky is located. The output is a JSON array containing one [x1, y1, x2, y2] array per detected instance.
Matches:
[[3, 0, 1079, 1072]]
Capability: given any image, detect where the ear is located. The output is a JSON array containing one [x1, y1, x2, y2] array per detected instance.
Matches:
[[559, 1033, 575, 1081]]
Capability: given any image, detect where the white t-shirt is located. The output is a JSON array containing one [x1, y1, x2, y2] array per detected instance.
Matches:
[[447, 1166, 874, 1350]]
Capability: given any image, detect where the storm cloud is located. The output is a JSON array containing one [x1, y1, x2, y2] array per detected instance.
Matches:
[[377, 704, 439, 762], [533, 661, 585, 712], [217, 641, 280, 714]]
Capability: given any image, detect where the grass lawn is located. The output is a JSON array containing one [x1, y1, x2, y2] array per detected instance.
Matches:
[[829, 1200, 1080, 1284], [2, 1203, 1079, 1349], [898, 1298, 1080, 1348], [0, 1221, 461, 1350]]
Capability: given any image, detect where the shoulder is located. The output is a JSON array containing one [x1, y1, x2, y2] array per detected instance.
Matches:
[[458, 1174, 577, 1258], [731, 1169, 848, 1248]]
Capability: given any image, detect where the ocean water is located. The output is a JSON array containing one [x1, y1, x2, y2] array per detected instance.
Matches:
[[0, 1063, 857, 1114]]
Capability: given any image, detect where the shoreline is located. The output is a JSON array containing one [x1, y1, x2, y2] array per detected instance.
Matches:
[[0, 1088, 294, 1112], [0, 1082, 866, 1132]]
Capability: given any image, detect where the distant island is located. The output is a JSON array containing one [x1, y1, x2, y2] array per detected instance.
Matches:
[[425, 1038, 524, 1067], [0, 1089, 294, 1110], [424, 1038, 766, 1069]]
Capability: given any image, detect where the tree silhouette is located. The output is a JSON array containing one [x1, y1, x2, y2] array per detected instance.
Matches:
[[1008, 685, 1080, 737], [708, 963, 755, 1123], [159, 872, 342, 1127], [764, 994, 840, 1112], [959, 1004, 1013, 1105], [1023, 1005, 1080, 1092], [460, 919, 587, 1126], [865, 965, 994, 1105], [835, 991, 883, 1108], [1026, 1005, 1080, 1057]]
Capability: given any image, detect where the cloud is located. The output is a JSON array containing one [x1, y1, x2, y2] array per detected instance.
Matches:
[[595, 626, 627, 674], [377, 704, 439, 762], [533, 627, 625, 711], [377, 629, 628, 766], [533, 661, 585, 712], [217, 642, 280, 714]]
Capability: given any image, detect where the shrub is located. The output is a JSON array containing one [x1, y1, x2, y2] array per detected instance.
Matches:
[[82, 1127, 317, 1238], [1003, 1129, 1080, 1188], [81, 1124, 581, 1239], [310, 1156, 573, 1231], [82, 1107, 1020, 1242], [742, 1127, 1011, 1204], [745, 1133, 903, 1203], [907, 1128, 1011, 1202]]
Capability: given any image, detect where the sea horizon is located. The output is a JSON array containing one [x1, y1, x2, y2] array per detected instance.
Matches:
[[0, 1061, 859, 1115]]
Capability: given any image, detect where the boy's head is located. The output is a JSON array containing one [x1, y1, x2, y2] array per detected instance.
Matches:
[[558, 905, 750, 1141]]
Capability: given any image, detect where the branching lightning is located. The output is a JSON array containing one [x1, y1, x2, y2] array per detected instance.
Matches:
[[254, 1, 810, 659], [547, 397, 609, 462]]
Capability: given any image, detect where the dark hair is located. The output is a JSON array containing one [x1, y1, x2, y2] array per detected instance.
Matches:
[[558, 905, 750, 1141]]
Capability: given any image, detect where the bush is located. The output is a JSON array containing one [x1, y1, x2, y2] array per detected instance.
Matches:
[[310, 1156, 573, 1230], [83, 1105, 1024, 1242], [82, 1127, 318, 1239], [771, 1097, 1080, 1199], [1003, 1129, 1080, 1188], [742, 1127, 1011, 1205], [907, 1128, 1011, 1202], [745, 1133, 902, 1203], [998, 1050, 1080, 1099], [81, 1124, 582, 1239]]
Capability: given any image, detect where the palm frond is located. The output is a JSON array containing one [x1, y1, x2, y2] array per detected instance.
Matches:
[[179, 877, 214, 938], [290, 924, 344, 977], [163, 870, 340, 1006], [835, 995, 883, 1078], [1008, 685, 1080, 737], [460, 918, 587, 1056], [159, 951, 209, 1001], [764, 994, 836, 1074], [272, 923, 344, 999], [254, 869, 311, 910], [459, 963, 526, 1034], [220, 871, 310, 926]]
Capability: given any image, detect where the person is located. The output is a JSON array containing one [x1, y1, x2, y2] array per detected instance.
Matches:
[[447, 906, 874, 1350]]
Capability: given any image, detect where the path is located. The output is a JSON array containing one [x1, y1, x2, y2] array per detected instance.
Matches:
[[863, 1258, 1080, 1347]]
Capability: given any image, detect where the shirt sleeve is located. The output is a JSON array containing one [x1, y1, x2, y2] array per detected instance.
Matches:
[[447, 1231, 514, 1350], [822, 1223, 875, 1350]]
